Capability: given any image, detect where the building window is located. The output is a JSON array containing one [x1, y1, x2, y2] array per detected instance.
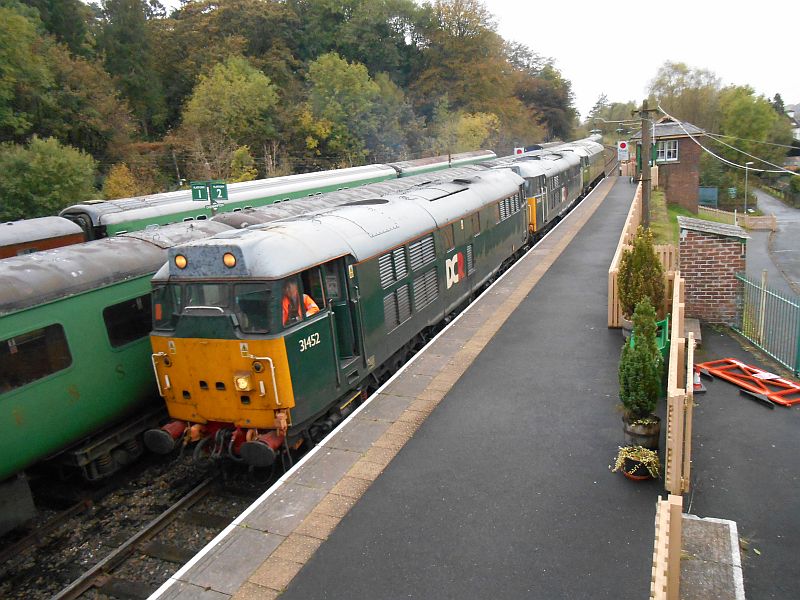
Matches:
[[657, 140, 678, 162]]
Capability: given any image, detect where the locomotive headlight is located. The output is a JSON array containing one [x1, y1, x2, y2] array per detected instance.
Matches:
[[174, 254, 187, 269], [223, 252, 236, 268], [233, 372, 253, 392]]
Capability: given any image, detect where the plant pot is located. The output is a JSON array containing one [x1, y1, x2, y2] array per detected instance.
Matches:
[[623, 415, 661, 450], [620, 315, 633, 340], [621, 457, 653, 480]]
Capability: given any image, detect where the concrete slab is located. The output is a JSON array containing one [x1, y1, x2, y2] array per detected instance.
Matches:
[[356, 392, 412, 423], [242, 483, 327, 536], [286, 447, 360, 491], [681, 515, 744, 600], [159, 581, 231, 600], [179, 528, 283, 595], [325, 417, 390, 453]]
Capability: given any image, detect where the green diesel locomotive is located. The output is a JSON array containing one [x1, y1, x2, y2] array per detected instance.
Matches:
[[146, 140, 605, 466]]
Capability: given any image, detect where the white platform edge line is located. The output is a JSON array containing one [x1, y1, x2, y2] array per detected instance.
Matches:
[[147, 177, 612, 600]]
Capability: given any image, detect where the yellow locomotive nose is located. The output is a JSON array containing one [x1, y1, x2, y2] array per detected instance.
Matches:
[[150, 337, 295, 429]]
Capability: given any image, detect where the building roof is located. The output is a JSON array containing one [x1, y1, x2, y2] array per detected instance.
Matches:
[[631, 117, 705, 140], [677, 216, 749, 240]]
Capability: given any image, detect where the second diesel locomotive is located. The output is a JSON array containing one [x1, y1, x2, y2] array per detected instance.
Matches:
[[146, 139, 607, 465]]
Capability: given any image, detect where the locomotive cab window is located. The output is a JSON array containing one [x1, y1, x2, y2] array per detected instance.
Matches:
[[441, 224, 455, 251], [1, 325, 72, 393], [153, 285, 182, 330], [282, 270, 324, 328], [104, 294, 152, 347], [234, 283, 272, 333]]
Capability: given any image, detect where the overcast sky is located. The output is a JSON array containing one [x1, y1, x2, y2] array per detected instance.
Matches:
[[484, 0, 798, 120]]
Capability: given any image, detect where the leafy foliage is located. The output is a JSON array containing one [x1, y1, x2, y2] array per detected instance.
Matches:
[[618, 299, 662, 419], [617, 226, 665, 318], [103, 162, 138, 198], [2, 0, 581, 203], [0, 136, 97, 220]]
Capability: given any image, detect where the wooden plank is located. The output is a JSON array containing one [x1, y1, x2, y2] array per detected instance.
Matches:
[[667, 495, 683, 600]]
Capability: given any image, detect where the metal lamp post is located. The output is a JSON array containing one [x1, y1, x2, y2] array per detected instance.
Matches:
[[744, 161, 754, 215]]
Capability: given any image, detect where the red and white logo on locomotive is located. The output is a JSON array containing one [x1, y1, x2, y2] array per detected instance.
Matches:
[[445, 252, 466, 289]]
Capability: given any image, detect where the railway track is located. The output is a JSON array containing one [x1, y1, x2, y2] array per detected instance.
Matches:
[[50, 473, 265, 600]]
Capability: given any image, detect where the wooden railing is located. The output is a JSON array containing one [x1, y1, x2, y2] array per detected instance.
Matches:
[[664, 273, 692, 496], [698, 206, 777, 231], [607, 183, 679, 327], [651, 495, 683, 600], [651, 271, 694, 600]]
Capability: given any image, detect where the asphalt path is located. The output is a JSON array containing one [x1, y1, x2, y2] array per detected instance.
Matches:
[[690, 327, 800, 600], [281, 179, 666, 600], [752, 190, 800, 296]]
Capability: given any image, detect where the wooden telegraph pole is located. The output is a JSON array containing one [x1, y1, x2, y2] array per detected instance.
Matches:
[[635, 100, 659, 229]]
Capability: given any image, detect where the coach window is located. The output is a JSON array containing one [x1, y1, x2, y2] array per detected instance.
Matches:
[[441, 224, 455, 251], [1, 325, 72, 393], [104, 294, 152, 347]]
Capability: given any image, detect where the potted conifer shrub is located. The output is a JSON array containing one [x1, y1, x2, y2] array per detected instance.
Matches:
[[616, 226, 665, 338], [613, 298, 663, 480]]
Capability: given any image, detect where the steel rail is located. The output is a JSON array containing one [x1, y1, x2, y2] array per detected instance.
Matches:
[[52, 478, 215, 600]]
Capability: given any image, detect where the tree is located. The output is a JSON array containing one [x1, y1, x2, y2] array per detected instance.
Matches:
[[429, 104, 499, 154], [648, 61, 721, 132], [771, 93, 785, 114], [0, 136, 97, 220], [0, 4, 53, 138], [230, 146, 258, 182], [103, 162, 138, 198], [718, 86, 792, 168], [21, 0, 94, 56], [411, 0, 511, 117], [306, 52, 380, 165], [98, 0, 167, 136], [619, 298, 662, 419], [40, 42, 136, 163], [172, 55, 278, 179]]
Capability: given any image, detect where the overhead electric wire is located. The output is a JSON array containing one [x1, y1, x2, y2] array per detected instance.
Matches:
[[656, 104, 800, 177], [705, 132, 798, 151]]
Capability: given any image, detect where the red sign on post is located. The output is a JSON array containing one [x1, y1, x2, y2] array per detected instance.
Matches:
[[617, 141, 630, 161]]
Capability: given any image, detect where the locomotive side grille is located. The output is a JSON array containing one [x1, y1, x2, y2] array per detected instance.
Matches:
[[383, 284, 412, 331], [409, 235, 435, 271], [393, 247, 407, 280], [396, 284, 411, 322], [413, 269, 438, 311], [466, 244, 474, 274], [379, 253, 394, 288], [383, 293, 399, 328]]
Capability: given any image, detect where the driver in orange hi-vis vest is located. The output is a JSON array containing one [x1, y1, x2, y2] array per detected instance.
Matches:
[[282, 279, 319, 325]]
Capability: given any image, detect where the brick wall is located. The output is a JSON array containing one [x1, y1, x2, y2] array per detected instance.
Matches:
[[679, 229, 745, 323], [658, 138, 701, 213]]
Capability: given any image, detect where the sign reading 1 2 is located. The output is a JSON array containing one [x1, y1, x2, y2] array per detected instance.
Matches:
[[445, 252, 466, 289]]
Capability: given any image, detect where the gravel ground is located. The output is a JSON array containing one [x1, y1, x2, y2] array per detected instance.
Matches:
[[0, 452, 270, 599]]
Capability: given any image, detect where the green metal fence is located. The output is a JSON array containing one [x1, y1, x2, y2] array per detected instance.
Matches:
[[735, 273, 800, 375]]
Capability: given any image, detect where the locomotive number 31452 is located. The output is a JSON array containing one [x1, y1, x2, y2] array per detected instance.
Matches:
[[299, 332, 321, 352]]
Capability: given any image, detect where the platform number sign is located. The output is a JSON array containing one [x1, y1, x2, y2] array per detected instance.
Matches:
[[210, 181, 228, 201], [190, 182, 208, 201], [617, 141, 630, 161], [190, 180, 228, 203]]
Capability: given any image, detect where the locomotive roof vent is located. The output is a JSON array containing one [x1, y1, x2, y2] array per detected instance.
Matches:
[[343, 198, 390, 206], [452, 177, 477, 184]]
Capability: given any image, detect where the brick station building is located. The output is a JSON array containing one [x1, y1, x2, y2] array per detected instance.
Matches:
[[632, 117, 706, 213]]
